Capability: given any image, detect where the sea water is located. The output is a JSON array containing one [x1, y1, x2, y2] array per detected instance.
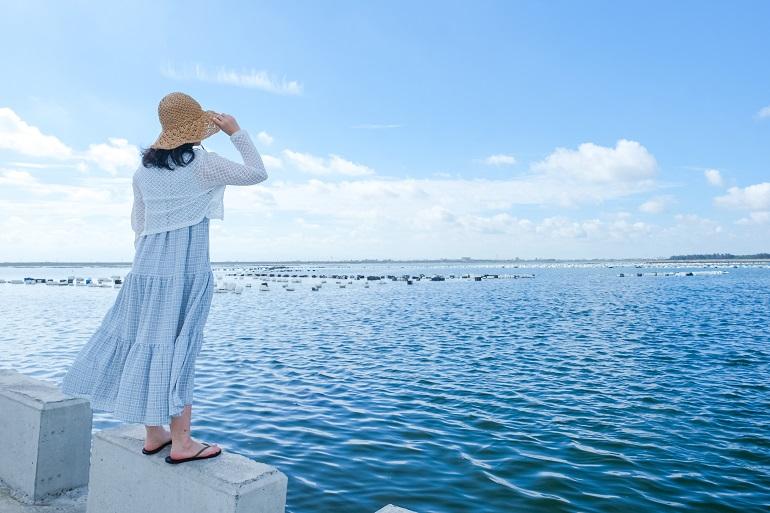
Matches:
[[0, 262, 768, 513]]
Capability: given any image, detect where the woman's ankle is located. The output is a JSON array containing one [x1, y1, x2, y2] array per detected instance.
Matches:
[[145, 425, 167, 436], [171, 435, 195, 449]]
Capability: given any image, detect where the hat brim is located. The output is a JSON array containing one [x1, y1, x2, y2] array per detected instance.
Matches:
[[150, 110, 220, 150]]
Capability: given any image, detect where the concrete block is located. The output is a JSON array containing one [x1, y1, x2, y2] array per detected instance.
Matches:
[[0, 369, 92, 504], [87, 425, 288, 513], [375, 506, 418, 513]]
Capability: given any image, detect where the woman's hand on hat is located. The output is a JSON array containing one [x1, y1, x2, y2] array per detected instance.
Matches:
[[212, 113, 240, 136]]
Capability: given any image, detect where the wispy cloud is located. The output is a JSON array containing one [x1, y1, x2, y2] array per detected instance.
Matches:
[[261, 154, 283, 170], [352, 123, 403, 129], [4, 161, 83, 170], [282, 150, 375, 176], [639, 195, 674, 214], [736, 211, 770, 225], [161, 63, 303, 95], [483, 154, 516, 166], [704, 168, 724, 187], [257, 131, 274, 146], [756, 105, 770, 119]]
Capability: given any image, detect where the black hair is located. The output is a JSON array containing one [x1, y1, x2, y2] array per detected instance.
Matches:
[[141, 142, 200, 170]]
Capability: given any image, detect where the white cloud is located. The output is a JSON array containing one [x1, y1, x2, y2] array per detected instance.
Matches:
[[704, 168, 724, 187], [756, 105, 770, 119], [257, 131, 274, 146], [535, 216, 602, 239], [0, 168, 117, 201], [280, 151, 325, 174], [3, 161, 79, 169], [161, 63, 302, 95], [0, 165, 754, 260], [715, 182, 770, 210], [0, 168, 38, 187], [736, 211, 770, 225], [261, 154, 283, 170], [327, 154, 375, 176], [7, 108, 766, 260], [282, 150, 375, 176], [0, 107, 72, 159], [532, 139, 657, 183], [639, 195, 673, 214], [81, 138, 139, 175], [468, 213, 535, 235], [483, 154, 517, 166], [0, 195, 133, 261], [412, 206, 457, 230], [0, 108, 139, 175], [670, 214, 723, 234], [408, 212, 654, 241], [222, 174, 657, 228]]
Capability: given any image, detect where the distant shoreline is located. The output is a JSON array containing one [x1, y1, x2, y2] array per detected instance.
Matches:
[[2, 256, 769, 267]]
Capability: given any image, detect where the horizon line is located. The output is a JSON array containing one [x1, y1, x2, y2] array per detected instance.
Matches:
[[2, 254, 769, 267]]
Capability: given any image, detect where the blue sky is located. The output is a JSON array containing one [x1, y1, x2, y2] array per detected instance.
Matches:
[[1, 1, 769, 261]]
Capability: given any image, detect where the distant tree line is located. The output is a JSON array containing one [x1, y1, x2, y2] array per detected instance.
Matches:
[[669, 253, 770, 260]]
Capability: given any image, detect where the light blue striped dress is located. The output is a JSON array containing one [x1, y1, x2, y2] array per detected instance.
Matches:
[[61, 217, 215, 425]]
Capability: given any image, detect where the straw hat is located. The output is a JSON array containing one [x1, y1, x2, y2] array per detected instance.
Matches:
[[150, 92, 220, 149]]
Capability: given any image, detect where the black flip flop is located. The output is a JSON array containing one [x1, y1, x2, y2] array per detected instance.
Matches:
[[165, 442, 222, 464], [142, 439, 172, 455]]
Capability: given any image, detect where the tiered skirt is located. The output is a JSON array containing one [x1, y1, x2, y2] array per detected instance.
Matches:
[[61, 217, 215, 425]]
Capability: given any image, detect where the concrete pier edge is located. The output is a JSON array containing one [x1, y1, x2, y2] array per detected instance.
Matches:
[[86, 424, 288, 513], [1, 369, 420, 513], [375, 505, 419, 513]]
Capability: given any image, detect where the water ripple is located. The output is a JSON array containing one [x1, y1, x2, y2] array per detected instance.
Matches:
[[1, 263, 769, 513]]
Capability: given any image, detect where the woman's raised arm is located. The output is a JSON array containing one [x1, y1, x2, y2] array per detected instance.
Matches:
[[197, 129, 268, 188]]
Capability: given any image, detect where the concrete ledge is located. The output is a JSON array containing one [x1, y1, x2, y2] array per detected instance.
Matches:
[[0, 371, 414, 513], [87, 425, 288, 513], [376, 506, 418, 513], [0, 479, 86, 513], [0, 369, 92, 504]]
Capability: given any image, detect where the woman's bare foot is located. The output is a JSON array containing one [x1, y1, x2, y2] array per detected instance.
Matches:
[[144, 426, 172, 452], [169, 438, 221, 460]]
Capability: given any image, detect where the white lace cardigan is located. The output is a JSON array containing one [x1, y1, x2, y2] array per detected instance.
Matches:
[[131, 129, 267, 248]]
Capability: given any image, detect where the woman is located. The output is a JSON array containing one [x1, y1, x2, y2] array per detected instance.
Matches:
[[60, 92, 268, 464]]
